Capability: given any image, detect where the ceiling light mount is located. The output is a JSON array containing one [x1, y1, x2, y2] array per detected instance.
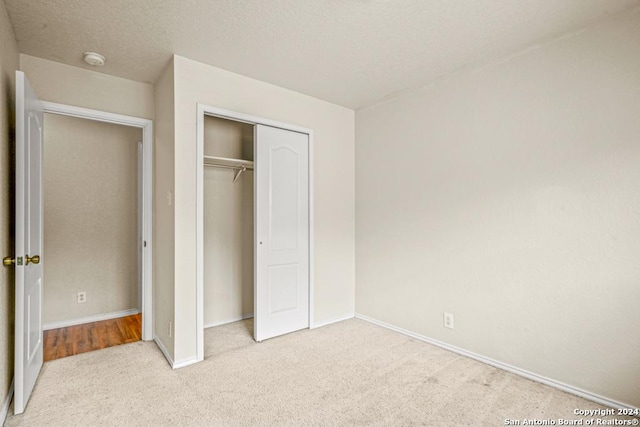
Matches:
[[83, 52, 106, 66]]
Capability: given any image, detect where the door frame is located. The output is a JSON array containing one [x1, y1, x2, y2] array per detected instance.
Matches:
[[195, 104, 314, 361], [41, 101, 154, 341]]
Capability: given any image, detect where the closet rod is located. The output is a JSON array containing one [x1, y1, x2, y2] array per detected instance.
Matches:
[[203, 155, 254, 170], [203, 163, 253, 171], [203, 158, 253, 183]]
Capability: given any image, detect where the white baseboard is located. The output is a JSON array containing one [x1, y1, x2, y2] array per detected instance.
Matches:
[[153, 335, 174, 368], [204, 313, 253, 329], [204, 312, 355, 331], [43, 308, 140, 330], [172, 357, 200, 369], [1, 379, 14, 423], [355, 313, 639, 411], [311, 313, 354, 329], [153, 335, 200, 370]]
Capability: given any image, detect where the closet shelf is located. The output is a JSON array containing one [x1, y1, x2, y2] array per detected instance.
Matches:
[[203, 155, 254, 170], [204, 155, 253, 183]]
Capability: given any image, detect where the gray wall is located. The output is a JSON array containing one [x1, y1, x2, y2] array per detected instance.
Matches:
[[355, 11, 640, 407]]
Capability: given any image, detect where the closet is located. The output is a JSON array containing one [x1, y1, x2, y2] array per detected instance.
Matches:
[[203, 116, 255, 329], [201, 112, 311, 345]]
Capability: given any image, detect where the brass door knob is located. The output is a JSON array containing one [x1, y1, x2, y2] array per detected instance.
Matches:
[[26, 255, 40, 265], [2, 256, 15, 267]]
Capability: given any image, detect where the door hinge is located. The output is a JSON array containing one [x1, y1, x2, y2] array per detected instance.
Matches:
[[144, 241, 147, 248]]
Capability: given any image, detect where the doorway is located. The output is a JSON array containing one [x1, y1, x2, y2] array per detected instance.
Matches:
[[40, 102, 153, 341], [202, 116, 255, 342], [11, 72, 153, 414], [41, 113, 143, 360]]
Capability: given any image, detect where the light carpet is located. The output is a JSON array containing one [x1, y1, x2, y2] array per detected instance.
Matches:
[[4, 319, 634, 426]]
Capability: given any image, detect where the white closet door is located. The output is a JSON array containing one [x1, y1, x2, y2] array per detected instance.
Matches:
[[255, 124, 309, 342]]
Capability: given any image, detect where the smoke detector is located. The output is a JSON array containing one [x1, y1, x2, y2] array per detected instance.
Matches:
[[83, 52, 106, 66]]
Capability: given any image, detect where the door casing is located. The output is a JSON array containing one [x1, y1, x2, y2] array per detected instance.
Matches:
[[196, 104, 314, 361]]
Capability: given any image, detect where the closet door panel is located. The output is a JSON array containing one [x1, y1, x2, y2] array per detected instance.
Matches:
[[269, 147, 299, 252], [255, 125, 309, 342]]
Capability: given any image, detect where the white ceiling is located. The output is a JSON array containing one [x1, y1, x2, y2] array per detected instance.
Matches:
[[5, 0, 638, 109]]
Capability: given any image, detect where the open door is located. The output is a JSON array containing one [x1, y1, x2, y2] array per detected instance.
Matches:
[[14, 71, 44, 414], [254, 125, 309, 342]]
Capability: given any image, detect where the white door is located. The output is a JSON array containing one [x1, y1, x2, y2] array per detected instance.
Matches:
[[254, 125, 309, 342], [14, 71, 44, 414]]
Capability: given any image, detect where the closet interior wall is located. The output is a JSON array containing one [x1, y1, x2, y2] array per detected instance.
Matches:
[[203, 116, 255, 328]]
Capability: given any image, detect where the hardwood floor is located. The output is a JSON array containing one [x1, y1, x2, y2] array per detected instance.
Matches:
[[43, 313, 142, 362]]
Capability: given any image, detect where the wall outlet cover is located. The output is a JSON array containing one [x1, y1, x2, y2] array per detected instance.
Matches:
[[444, 312, 454, 329], [77, 291, 87, 303]]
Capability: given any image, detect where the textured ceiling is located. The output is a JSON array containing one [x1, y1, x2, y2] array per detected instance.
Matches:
[[5, 0, 639, 109]]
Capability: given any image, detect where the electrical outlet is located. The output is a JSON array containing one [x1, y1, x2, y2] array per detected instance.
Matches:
[[168, 321, 172, 338], [443, 312, 454, 329], [77, 292, 87, 303]]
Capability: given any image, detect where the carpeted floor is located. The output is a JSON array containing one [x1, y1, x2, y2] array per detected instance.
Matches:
[[4, 319, 635, 426]]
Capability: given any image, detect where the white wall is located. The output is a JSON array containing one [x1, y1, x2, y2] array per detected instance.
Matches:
[[356, 11, 640, 407], [203, 116, 254, 327], [20, 55, 153, 120], [153, 59, 175, 359], [171, 55, 356, 364], [43, 114, 140, 324], [0, 0, 19, 411]]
